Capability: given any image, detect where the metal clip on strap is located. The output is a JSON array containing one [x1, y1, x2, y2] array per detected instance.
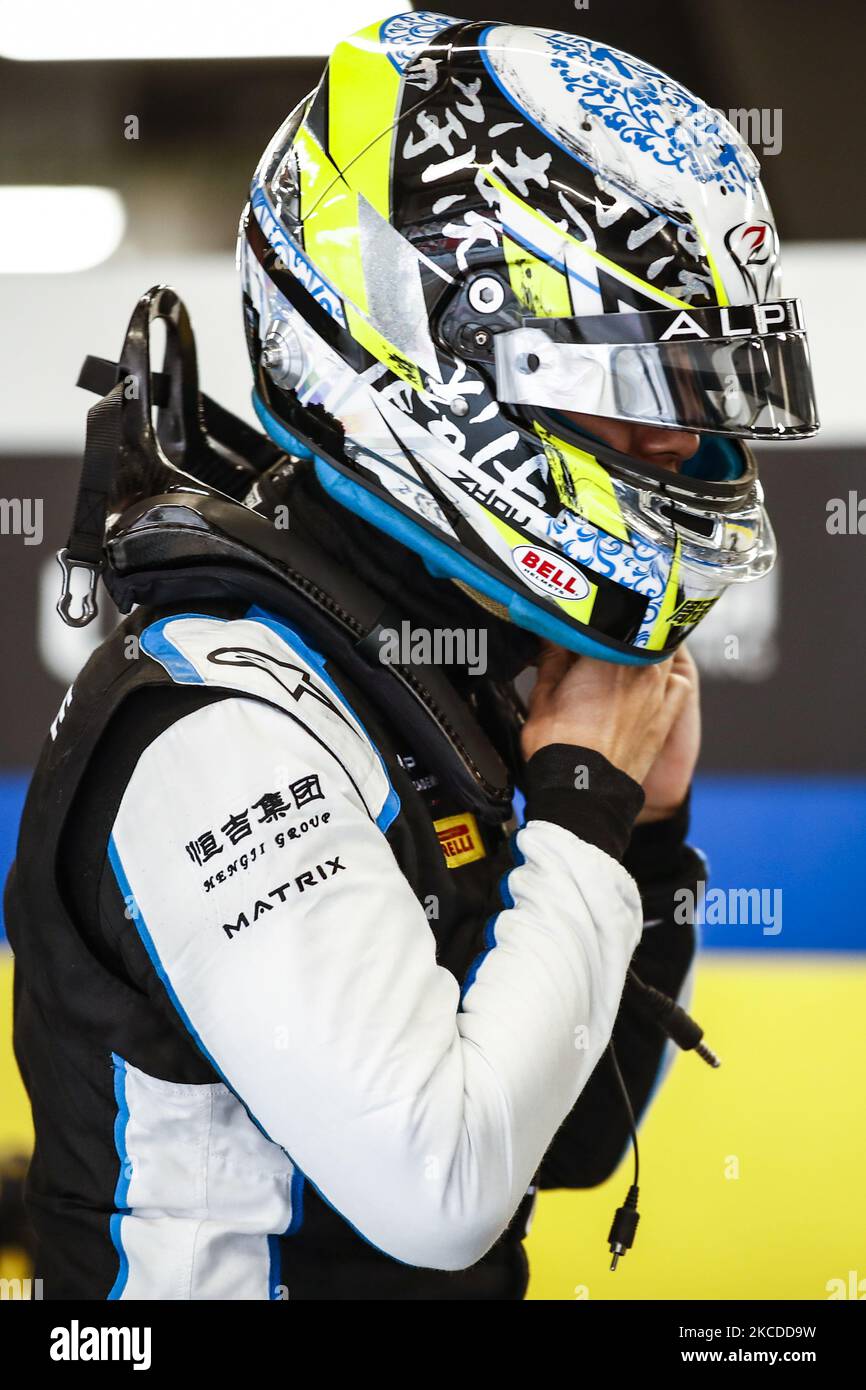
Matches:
[[56, 380, 125, 629], [56, 549, 103, 628]]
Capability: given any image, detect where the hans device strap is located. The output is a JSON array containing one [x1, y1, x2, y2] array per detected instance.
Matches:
[[57, 380, 125, 627], [61, 284, 513, 816]]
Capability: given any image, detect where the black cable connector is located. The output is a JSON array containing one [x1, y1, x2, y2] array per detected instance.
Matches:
[[608, 1183, 640, 1271], [626, 970, 721, 1067], [604, 972, 721, 1271], [607, 1045, 641, 1270]]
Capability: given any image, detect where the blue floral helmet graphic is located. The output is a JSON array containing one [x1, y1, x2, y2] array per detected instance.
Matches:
[[238, 12, 819, 664]]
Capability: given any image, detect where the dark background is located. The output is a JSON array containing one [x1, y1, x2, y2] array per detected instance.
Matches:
[[1, 0, 862, 243], [1, 448, 862, 772]]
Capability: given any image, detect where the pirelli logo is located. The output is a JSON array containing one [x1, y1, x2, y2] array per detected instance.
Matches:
[[434, 812, 486, 869]]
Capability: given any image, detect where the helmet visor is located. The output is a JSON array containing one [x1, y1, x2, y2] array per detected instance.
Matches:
[[494, 298, 819, 440]]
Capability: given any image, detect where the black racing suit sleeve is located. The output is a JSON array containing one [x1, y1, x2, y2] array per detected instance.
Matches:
[[533, 789, 705, 1190]]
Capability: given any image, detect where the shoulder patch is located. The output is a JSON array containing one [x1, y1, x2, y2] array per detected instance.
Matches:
[[140, 606, 399, 831]]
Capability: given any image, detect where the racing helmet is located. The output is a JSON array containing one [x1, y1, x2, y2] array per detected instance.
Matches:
[[238, 12, 819, 664]]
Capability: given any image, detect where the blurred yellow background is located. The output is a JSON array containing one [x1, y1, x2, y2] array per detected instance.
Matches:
[[525, 955, 865, 1300], [3, 950, 862, 1299]]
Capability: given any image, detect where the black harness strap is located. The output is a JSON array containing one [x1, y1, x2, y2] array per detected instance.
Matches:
[[56, 381, 125, 627], [77, 354, 282, 473]]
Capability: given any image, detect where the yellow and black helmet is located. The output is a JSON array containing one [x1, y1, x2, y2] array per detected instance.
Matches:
[[238, 11, 818, 663]]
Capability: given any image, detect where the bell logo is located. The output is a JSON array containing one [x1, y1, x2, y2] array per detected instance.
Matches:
[[512, 545, 591, 601]]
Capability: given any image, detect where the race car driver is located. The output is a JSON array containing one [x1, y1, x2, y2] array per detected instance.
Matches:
[[6, 12, 817, 1300]]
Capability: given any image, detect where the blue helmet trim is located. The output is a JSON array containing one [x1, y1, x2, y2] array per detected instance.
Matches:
[[252, 391, 661, 665], [252, 391, 315, 459], [683, 434, 745, 482]]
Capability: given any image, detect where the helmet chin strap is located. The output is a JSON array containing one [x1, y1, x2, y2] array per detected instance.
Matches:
[[452, 578, 512, 623]]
